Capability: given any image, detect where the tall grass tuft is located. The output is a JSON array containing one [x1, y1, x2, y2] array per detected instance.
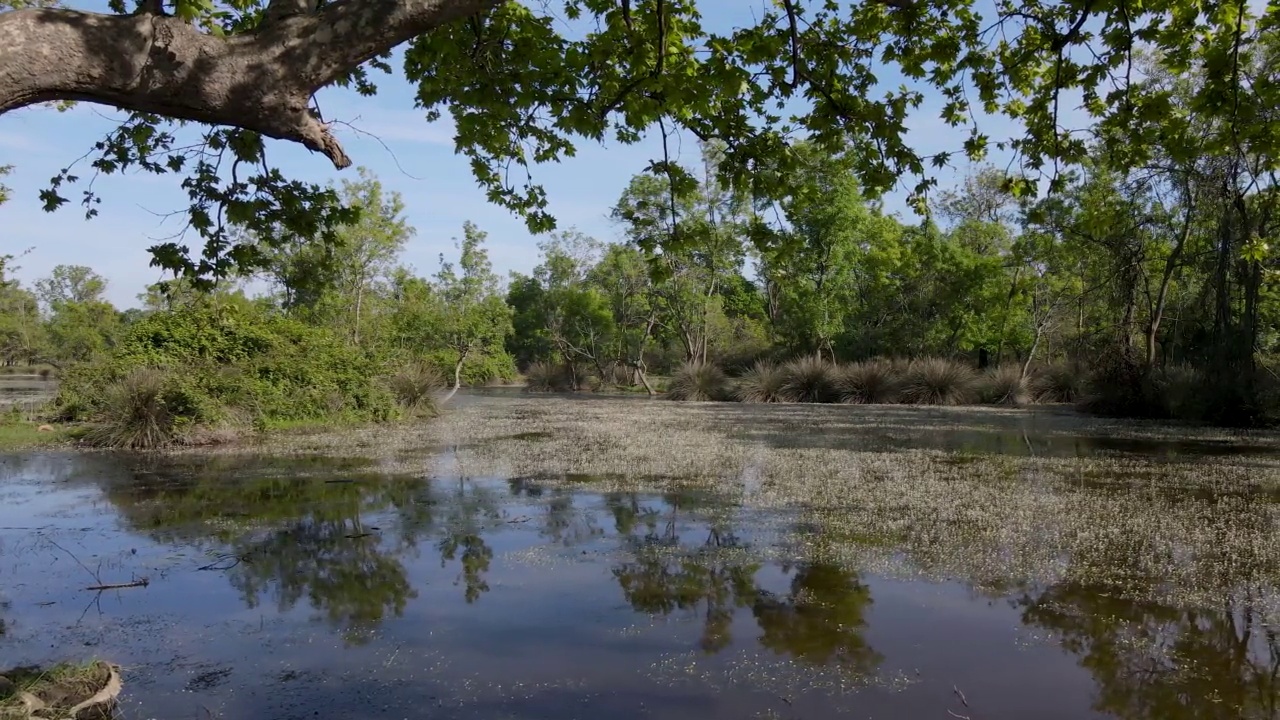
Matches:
[[978, 365, 1032, 406], [837, 360, 902, 404], [85, 368, 181, 449], [524, 361, 566, 392], [1032, 362, 1086, 403], [900, 358, 978, 405], [389, 361, 445, 416], [734, 361, 787, 403], [780, 356, 839, 403], [667, 361, 730, 402]]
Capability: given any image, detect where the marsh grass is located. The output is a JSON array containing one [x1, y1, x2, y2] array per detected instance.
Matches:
[[667, 362, 730, 402], [523, 362, 570, 393], [837, 360, 901, 404], [900, 358, 977, 405], [978, 365, 1031, 407], [1033, 362, 1086, 403], [84, 368, 181, 450], [733, 361, 787, 403], [389, 361, 445, 416], [0, 660, 115, 716], [781, 357, 839, 403]]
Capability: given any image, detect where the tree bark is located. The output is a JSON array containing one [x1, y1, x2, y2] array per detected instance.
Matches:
[[0, 0, 499, 167]]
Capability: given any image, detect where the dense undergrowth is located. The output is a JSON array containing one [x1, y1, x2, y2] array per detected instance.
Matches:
[[50, 304, 420, 449]]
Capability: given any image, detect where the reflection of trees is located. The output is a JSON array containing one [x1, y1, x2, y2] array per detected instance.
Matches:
[[95, 456, 506, 639], [610, 491, 759, 652], [228, 516, 415, 645], [437, 478, 499, 604], [752, 562, 880, 673], [1020, 582, 1280, 719], [607, 492, 879, 667]]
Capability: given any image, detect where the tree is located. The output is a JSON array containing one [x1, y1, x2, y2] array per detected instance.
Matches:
[[34, 265, 107, 310], [432, 221, 513, 395], [7, 0, 1270, 283], [260, 167, 412, 344]]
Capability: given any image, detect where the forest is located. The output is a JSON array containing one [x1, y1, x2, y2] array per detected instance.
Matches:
[[3, 101, 1279, 447]]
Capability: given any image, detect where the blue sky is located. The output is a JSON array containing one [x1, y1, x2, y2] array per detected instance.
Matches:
[[0, 0, 1043, 309]]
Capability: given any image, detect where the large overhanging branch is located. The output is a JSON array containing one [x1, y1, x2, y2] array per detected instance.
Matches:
[[0, 0, 501, 168]]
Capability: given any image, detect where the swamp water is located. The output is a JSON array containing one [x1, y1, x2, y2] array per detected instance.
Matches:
[[3, 394, 1280, 719]]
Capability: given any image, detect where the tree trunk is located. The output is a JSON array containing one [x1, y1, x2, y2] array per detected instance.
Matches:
[[0, 0, 499, 166], [439, 349, 466, 404]]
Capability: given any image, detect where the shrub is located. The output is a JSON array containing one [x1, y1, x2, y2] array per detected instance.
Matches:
[[780, 356, 839, 403], [734, 361, 787, 403], [524, 361, 585, 392], [389, 361, 446, 416], [901, 358, 978, 405], [667, 361, 730, 402], [84, 368, 184, 449], [56, 304, 397, 435], [1081, 351, 1152, 418], [837, 360, 902, 404], [978, 365, 1032, 406], [1147, 363, 1207, 421], [1033, 362, 1087, 403]]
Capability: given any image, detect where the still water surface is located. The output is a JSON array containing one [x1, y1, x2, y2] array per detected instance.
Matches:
[[0, 414, 1278, 719]]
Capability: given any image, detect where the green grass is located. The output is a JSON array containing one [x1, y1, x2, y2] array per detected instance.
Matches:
[[0, 422, 72, 450]]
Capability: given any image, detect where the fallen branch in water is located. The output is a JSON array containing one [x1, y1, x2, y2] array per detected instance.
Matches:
[[85, 579, 149, 591]]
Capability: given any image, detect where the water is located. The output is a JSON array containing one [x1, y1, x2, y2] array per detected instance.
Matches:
[[2, 399, 1280, 719]]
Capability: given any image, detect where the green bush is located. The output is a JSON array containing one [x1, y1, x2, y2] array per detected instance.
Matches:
[[56, 304, 397, 446], [837, 360, 901, 404], [734, 361, 786, 403], [422, 349, 518, 388], [978, 365, 1031, 406], [667, 361, 730, 402], [901, 358, 978, 405], [781, 357, 839, 403]]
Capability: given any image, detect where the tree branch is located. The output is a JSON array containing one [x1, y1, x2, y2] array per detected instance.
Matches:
[[0, 0, 500, 169]]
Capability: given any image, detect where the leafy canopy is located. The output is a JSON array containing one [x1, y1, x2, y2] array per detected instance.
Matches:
[[11, 0, 1280, 280]]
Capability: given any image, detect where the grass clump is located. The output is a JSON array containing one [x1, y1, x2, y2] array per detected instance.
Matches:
[[83, 368, 197, 450], [389, 361, 445, 416], [837, 360, 901, 404], [1033, 362, 1086, 403], [1, 660, 119, 719], [524, 361, 579, 392], [780, 357, 839, 403], [734, 361, 787, 403], [667, 361, 730, 402], [900, 358, 977, 405], [978, 365, 1032, 406]]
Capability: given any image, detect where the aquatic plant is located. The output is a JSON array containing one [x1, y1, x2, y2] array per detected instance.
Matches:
[[781, 357, 839, 403], [837, 360, 902, 404], [734, 361, 787, 403], [667, 362, 730, 402], [900, 358, 977, 405], [978, 365, 1031, 406]]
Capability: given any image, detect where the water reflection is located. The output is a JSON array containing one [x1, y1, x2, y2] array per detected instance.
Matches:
[[1020, 583, 1280, 719], [2, 452, 1280, 719]]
